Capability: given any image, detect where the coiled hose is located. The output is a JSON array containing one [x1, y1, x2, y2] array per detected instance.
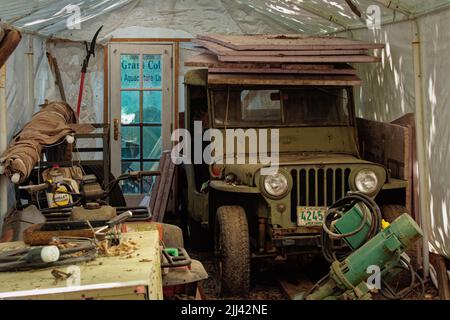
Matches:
[[321, 192, 382, 263], [0, 238, 96, 272]]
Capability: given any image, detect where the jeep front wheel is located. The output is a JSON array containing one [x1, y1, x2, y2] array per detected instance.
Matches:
[[215, 206, 250, 296]]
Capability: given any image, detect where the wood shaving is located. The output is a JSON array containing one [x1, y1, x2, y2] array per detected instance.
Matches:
[[97, 240, 140, 257]]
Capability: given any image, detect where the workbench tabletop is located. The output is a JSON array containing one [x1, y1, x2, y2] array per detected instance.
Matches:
[[0, 231, 163, 300]]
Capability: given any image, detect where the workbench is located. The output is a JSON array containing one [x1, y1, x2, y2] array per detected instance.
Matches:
[[0, 231, 163, 300]]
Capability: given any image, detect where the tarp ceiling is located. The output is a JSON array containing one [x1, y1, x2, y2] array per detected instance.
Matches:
[[1, 0, 450, 40]]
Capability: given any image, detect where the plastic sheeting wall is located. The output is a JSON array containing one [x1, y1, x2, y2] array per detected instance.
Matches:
[[340, 11, 450, 258]]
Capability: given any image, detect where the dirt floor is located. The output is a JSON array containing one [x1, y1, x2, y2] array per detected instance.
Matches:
[[191, 250, 439, 300]]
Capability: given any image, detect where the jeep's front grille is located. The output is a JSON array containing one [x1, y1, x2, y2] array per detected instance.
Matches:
[[290, 167, 352, 222]]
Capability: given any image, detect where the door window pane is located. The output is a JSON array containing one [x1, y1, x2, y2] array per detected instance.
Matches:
[[143, 126, 162, 159], [142, 161, 159, 194], [121, 91, 140, 124], [143, 91, 162, 124], [121, 54, 140, 89], [121, 161, 141, 194], [143, 54, 162, 88], [121, 126, 140, 159]]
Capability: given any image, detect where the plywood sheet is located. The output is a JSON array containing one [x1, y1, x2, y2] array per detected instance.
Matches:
[[198, 34, 385, 51], [217, 54, 380, 63], [193, 39, 369, 56], [208, 73, 362, 86], [185, 53, 357, 75]]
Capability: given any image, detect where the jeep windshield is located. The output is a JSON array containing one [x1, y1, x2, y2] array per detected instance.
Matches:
[[212, 87, 352, 128]]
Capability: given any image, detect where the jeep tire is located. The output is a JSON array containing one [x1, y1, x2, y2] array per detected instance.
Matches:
[[215, 206, 250, 296]]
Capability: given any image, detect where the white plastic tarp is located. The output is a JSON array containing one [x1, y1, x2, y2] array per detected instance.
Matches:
[[1, 0, 450, 258]]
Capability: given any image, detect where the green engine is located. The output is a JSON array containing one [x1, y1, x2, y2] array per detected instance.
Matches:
[[306, 195, 423, 300]]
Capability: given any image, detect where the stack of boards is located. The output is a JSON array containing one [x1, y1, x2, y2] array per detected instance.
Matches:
[[185, 34, 385, 86]]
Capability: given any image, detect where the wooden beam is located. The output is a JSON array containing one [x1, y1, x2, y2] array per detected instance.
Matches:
[[185, 53, 358, 75], [208, 73, 362, 86], [0, 29, 22, 68], [197, 34, 385, 51], [103, 45, 109, 124], [193, 39, 369, 56], [46, 53, 66, 102], [430, 253, 450, 300], [216, 54, 380, 64], [110, 38, 191, 43], [174, 42, 179, 130]]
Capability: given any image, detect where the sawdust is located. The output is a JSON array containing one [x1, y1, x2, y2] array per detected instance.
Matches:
[[97, 239, 139, 257]]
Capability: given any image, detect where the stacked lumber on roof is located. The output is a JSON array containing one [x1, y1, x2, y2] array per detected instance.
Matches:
[[186, 34, 384, 84], [0, 25, 22, 68]]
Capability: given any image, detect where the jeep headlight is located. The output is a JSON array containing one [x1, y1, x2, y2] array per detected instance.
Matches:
[[355, 169, 378, 194], [263, 173, 288, 198]]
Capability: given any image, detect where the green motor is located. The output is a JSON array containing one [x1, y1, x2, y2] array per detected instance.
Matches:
[[307, 213, 423, 300]]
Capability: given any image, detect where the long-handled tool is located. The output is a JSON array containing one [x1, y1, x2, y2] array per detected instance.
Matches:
[[76, 25, 103, 117]]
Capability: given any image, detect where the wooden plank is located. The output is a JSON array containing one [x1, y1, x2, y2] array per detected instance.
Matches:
[[47, 53, 66, 102], [216, 54, 381, 63], [104, 45, 109, 124], [356, 118, 409, 180], [208, 73, 362, 86], [211, 67, 354, 75], [110, 38, 191, 43], [149, 152, 168, 214], [193, 39, 369, 57], [392, 113, 421, 268], [198, 34, 385, 51], [155, 159, 175, 222], [430, 253, 450, 300], [185, 53, 358, 74], [208, 67, 357, 75], [0, 29, 22, 68], [0, 66, 5, 88]]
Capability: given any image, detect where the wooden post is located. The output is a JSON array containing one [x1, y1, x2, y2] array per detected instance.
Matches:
[[430, 253, 450, 300], [0, 65, 8, 231], [0, 30, 22, 69]]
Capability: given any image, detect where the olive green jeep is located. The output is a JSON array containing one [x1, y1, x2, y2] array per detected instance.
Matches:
[[179, 69, 408, 296]]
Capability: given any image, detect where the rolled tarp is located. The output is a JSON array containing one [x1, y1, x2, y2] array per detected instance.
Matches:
[[0, 101, 76, 184], [0, 26, 22, 68]]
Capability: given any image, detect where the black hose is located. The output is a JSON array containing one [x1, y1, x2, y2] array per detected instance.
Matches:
[[321, 192, 382, 263], [380, 256, 425, 300], [0, 238, 96, 272]]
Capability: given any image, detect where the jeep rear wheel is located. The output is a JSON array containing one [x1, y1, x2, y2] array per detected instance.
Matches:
[[215, 206, 250, 296]]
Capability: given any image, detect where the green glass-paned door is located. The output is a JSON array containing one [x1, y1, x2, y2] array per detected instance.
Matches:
[[120, 53, 164, 194]]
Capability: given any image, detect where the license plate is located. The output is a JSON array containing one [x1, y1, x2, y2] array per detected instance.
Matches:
[[297, 207, 327, 227]]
